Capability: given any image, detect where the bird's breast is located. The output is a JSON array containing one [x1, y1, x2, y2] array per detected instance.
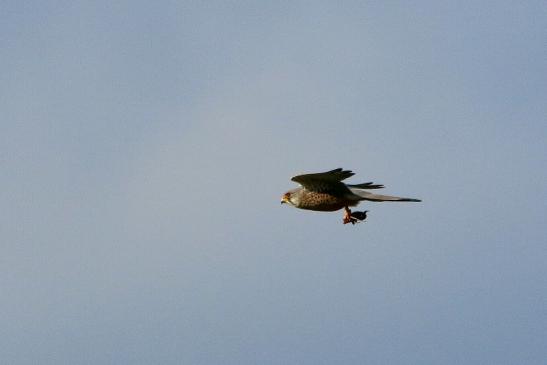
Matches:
[[296, 191, 349, 212]]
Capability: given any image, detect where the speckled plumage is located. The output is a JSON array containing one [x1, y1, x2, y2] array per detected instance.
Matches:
[[293, 189, 354, 211]]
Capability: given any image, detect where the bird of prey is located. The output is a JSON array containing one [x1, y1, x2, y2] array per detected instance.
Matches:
[[281, 168, 421, 224]]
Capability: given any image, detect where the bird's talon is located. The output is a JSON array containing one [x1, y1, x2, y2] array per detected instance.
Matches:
[[343, 216, 359, 225]]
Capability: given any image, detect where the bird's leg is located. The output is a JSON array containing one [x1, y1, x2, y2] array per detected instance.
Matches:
[[343, 206, 358, 225]]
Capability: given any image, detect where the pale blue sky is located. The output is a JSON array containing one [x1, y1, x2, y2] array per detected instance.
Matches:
[[2, 1, 547, 364]]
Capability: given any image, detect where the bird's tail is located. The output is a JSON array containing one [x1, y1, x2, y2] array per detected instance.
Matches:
[[349, 188, 421, 202]]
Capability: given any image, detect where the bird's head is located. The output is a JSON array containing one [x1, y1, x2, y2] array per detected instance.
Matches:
[[281, 188, 301, 207], [281, 192, 292, 205]]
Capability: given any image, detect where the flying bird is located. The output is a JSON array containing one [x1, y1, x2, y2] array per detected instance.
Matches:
[[281, 168, 421, 224]]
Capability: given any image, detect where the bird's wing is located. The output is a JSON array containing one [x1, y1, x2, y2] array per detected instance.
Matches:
[[350, 188, 421, 202], [291, 168, 353, 193], [347, 182, 384, 189]]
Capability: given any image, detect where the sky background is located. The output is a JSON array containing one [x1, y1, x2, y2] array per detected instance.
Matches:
[[2, 1, 547, 364]]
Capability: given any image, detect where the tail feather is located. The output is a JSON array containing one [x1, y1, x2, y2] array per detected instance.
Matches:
[[350, 188, 421, 202]]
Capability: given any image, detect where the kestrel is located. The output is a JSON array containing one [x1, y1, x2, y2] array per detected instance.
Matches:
[[281, 168, 421, 224]]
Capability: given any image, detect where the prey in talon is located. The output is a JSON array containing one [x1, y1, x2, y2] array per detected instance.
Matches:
[[350, 210, 368, 223]]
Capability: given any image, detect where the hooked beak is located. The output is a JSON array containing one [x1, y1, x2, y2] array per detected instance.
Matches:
[[281, 195, 288, 204]]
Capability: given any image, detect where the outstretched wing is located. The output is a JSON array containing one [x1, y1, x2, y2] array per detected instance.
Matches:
[[291, 168, 354, 193], [347, 182, 384, 189]]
